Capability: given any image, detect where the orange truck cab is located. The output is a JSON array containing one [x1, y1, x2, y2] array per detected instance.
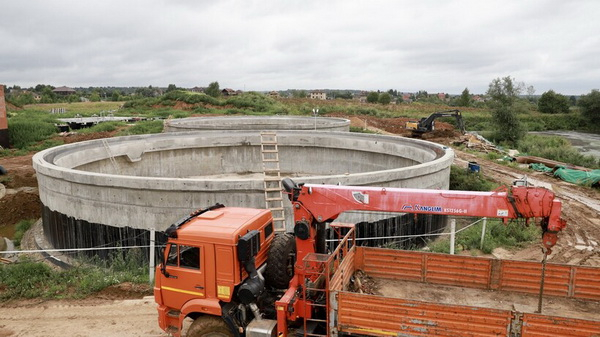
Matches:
[[154, 203, 290, 337]]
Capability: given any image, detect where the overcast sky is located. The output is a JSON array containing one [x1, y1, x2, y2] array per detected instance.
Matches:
[[1, 0, 598, 95]]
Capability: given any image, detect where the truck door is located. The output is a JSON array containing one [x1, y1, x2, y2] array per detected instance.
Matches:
[[161, 243, 207, 310]]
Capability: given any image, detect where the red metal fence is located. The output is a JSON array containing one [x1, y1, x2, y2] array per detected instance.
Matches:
[[355, 247, 600, 301], [338, 292, 513, 337], [521, 313, 600, 337], [331, 247, 600, 336]]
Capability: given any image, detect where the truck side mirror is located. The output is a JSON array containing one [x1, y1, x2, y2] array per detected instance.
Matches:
[[160, 247, 169, 277], [237, 230, 261, 263]]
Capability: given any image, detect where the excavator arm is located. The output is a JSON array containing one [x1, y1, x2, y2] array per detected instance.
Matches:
[[409, 109, 466, 134]]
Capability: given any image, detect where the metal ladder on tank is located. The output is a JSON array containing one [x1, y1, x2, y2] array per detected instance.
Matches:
[[102, 139, 120, 174], [260, 131, 286, 232]]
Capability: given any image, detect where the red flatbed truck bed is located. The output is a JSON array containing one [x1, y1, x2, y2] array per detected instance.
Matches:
[[326, 246, 600, 337]]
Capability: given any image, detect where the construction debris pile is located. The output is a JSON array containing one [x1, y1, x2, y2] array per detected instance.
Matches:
[[348, 270, 378, 295], [453, 133, 500, 154], [454, 133, 600, 187]]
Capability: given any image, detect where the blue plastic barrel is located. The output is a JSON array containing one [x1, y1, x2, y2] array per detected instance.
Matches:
[[467, 161, 480, 173]]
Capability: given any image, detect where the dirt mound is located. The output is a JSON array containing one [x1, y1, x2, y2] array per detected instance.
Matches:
[[94, 282, 152, 300], [329, 113, 461, 139], [173, 101, 196, 110], [0, 155, 37, 189], [0, 191, 40, 237], [5, 102, 22, 111], [422, 127, 460, 141]]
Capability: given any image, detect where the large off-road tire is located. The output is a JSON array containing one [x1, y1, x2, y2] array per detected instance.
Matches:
[[186, 316, 233, 337], [265, 233, 296, 289]]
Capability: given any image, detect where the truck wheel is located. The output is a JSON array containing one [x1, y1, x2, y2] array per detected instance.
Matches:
[[187, 316, 233, 337], [0, 165, 6, 175], [265, 233, 296, 289]]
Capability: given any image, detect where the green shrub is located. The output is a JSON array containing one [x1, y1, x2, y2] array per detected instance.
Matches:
[[518, 134, 599, 168], [349, 106, 380, 116], [192, 106, 212, 114], [25, 139, 64, 152], [449, 165, 497, 191], [225, 92, 276, 112], [183, 92, 221, 106], [266, 105, 291, 115], [118, 120, 163, 136], [77, 121, 125, 134], [122, 97, 161, 109], [486, 152, 500, 160], [8, 120, 58, 148], [225, 108, 246, 115]]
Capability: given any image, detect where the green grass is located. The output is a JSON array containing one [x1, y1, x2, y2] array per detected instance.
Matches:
[[428, 219, 540, 254], [117, 120, 164, 136], [0, 139, 64, 157], [349, 126, 379, 134], [0, 250, 149, 300], [21, 101, 123, 117], [76, 121, 126, 134], [12, 220, 34, 247], [449, 165, 498, 191], [425, 165, 538, 254]]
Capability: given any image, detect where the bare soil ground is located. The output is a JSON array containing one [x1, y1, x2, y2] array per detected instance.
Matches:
[[0, 296, 167, 337], [0, 155, 40, 238], [1, 114, 599, 335]]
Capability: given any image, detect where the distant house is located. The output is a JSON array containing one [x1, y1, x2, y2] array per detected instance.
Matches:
[[354, 91, 368, 103], [268, 91, 280, 98], [53, 86, 76, 96], [401, 93, 412, 103], [221, 88, 237, 96], [310, 90, 326, 100], [472, 95, 485, 103], [190, 86, 205, 93], [437, 93, 447, 101]]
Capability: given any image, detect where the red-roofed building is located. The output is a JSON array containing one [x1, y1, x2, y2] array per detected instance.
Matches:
[[53, 86, 76, 96]]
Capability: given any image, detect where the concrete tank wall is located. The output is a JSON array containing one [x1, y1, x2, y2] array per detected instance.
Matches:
[[164, 116, 350, 132], [34, 131, 453, 251]]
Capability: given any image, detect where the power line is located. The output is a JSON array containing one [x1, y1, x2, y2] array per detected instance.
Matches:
[[1, 244, 165, 256]]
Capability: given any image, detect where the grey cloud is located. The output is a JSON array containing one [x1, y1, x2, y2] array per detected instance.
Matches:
[[1, 0, 599, 95]]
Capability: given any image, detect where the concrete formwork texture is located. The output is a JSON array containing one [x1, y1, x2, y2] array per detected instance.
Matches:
[[163, 116, 350, 132], [33, 130, 453, 254]]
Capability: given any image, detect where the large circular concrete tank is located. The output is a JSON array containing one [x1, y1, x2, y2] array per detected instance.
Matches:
[[33, 130, 453, 253], [164, 116, 351, 132]]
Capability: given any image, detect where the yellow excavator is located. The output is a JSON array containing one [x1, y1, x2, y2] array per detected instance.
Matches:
[[406, 109, 465, 136]]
